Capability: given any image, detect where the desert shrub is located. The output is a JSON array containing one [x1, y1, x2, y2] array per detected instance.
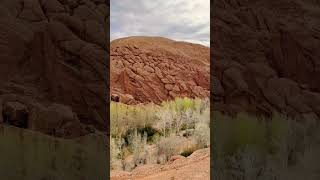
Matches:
[[193, 122, 210, 148], [133, 126, 162, 143], [111, 98, 209, 138], [193, 107, 210, 148], [110, 98, 210, 170], [174, 97, 195, 112], [158, 97, 210, 134], [110, 137, 123, 170], [154, 106, 175, 137], [123, 126, 161, 146], [156, 135, 184, 164], [126, 129, 148, 167], [110, 102, 159, 138], [177, 108, 196, 131]]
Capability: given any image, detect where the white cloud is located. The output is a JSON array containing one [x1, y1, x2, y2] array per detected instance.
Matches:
[[110, 0, 210, 47]]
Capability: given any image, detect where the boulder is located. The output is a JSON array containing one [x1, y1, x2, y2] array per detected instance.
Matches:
[[2, 101, 29, 128], [111, 94, 120, 102]]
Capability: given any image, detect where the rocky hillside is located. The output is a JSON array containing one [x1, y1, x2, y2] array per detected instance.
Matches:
[[0, 0, 108, 178], [0, 0, 108, 136], [212, 0, 320, 120], [110, 36, 210, 104]]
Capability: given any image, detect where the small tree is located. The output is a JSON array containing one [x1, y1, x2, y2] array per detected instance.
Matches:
[[155, 106, 173, 137]]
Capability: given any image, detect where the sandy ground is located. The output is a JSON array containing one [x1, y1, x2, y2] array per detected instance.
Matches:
[[111, 148, 210, 180]]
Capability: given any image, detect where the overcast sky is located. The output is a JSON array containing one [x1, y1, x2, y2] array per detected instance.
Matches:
[[110, 0, 210, 47]]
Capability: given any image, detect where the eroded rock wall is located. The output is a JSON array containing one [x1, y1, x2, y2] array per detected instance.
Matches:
[[212, 0, 320, 120], [110, 37, 210, 104], [0, 0, 108, 134]]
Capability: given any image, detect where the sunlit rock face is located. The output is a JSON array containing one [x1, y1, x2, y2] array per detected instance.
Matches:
[[110, 36, 210, 104]]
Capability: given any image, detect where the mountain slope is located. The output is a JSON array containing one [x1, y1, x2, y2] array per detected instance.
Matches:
[[110, 36, 210, 104], [0, 0, 108, 134], [212, 0, 320, 120]]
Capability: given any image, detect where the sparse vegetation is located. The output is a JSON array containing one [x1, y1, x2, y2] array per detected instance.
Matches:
[[0, 125, 108, 179], [110, 97, 210, 171], [213, 111, 320, 180]]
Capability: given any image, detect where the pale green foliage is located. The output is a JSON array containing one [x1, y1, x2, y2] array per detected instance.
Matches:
[[110, 97, 210, 171], [110, 137, 123, 170], [193, 108, 210, 148], [127, 130, 148, 165], [173, 97, 194, 112], [110, 102, 158, 138], [155, 105, 175, 137]]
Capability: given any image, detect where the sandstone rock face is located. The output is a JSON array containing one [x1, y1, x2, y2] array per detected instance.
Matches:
[[212, 0, 320, 120], [0, 94, 86, 138], [0, 0, 108, 135], [110, 37, 210, 104]]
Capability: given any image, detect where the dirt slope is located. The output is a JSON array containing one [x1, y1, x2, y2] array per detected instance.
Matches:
[[110, 36, 210, 104], [110, 148, 210, 180]]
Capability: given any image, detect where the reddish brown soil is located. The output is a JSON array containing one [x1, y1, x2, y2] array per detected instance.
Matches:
[[110, 148, 210, 180]]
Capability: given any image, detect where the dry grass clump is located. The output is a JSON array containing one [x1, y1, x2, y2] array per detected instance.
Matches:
[[110, 97, 210, 171]]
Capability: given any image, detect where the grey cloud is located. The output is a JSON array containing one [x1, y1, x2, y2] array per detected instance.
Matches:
[[110, 0, 210, 47]]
